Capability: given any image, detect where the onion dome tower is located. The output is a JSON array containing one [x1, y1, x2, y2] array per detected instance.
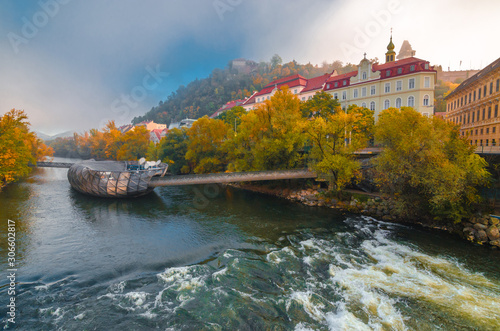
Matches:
[[385, 31, 396, 63]]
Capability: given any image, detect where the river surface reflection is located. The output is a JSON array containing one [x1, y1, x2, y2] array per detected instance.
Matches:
[[1, 159, 499, 330]]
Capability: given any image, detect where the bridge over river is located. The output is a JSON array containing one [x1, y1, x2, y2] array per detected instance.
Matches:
[[35, 162, 317, 187]]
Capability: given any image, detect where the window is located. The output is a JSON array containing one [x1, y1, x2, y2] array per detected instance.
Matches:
[[481, 128, 484, 134], [477, 110, 480, 120], [370, 101, 376, 110], [267, 96, 270, 100], [487, 128, 490, 134], [423, 113, 429, 117], [386, 70, 391, 76], [342, 91, 347, 100], [397, 68, 402, 74], [396, 98, 402, 108], [474, 90, 476, 101], [409, 78, 415, 89], [424, 77, 430, 88], [294, 89, 298, 94], [334, 93, 338, 100], [495, 105, 498, 117], [480, 139, 483, 146], [385, 82, 390, 93], [484, 85, 487, 97], [334, 82, 338, 88], [425, 63, 429, 69], [396, 80, 402, 91], [362, 72, 367, 80], [370, 85, 376, 95], [408, 96, 415, 107], [488, 107, 492, 119], [475, 129, 478, 135], [423, 95, 430, 106], [472, 112, 475, 122], [302, 97, 305, 101], [494, 127, 497, 133], [497, 79, 499, 92], [308, 96, 312, 100], [490, 82, 494, 95], [361, 87, 367, 97], [326, 84, 330, 89], [410, 65, 415, 71], [479, 88, 482, 99], [361, 102, 367, 108], [493, 139, 497, 146], [483, 108, 486, 120], [353, 89, 359, 98], [343, 80, 347, 86], [384, 99, 390, 109], [486, 139, 489, 146], [469, 93, 471, 103]]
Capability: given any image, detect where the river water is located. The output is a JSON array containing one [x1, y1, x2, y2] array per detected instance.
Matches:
[[1, 160, 500, 330]]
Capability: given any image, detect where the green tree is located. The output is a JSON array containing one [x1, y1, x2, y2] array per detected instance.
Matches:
[[300, 91, 340, 118], [374, 107, 490, 221], [155, 128, 190, 174], [216, 106, 246, 130], [305, 105, 374, 193]]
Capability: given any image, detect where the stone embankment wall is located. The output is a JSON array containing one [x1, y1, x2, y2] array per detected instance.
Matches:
[[233, 184, 500, 248]]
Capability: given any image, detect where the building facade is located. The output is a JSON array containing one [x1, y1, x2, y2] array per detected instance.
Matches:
[[445, 57, 500, 147], [324, 38, 436, 118], [238, 37, 435, 118]]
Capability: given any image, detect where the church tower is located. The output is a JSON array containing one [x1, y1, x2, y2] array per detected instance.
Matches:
[[385, 32, 396, 63]]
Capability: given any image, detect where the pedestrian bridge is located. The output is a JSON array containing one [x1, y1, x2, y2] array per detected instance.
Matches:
[[35, 162, 317, 187]]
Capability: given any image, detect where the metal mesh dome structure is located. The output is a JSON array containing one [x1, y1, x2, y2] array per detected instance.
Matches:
[[67, 160, 168, 198]]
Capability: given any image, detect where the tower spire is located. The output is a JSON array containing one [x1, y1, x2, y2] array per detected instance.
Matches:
[[385, 29, 396, 63]]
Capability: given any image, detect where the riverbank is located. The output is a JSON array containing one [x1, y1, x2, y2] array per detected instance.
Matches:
[[230, 183, 500, 249]]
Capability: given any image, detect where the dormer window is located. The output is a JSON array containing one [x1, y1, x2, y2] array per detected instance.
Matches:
[[334, 82, 338, 88], [397, 68, 402, 74], [425, 63, 429, 69], [386, 70, 391, 76], [343, 80, 347, 86], [362, 72, 367, 80], [410, 65, 415, 72], [326, 83, 330, 89]]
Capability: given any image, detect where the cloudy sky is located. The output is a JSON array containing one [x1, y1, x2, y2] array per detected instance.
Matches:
[[1, 0, 499, 135]]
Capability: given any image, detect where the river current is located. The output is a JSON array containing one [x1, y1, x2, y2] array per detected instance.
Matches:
[[1, 160, 499, 330]]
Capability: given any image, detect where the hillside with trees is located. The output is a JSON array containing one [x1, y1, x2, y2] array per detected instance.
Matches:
[[132, 55, 358, 126]]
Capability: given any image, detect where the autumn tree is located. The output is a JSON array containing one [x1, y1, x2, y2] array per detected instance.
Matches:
[[185, 117, 230, 174], [216, 106, 246, 130], [305, 104, 374, 193], [227, 87, 305, 171], [0, 109, 53, 188], [373, 107, 490, 221]]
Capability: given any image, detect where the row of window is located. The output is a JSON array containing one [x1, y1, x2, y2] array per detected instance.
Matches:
[[359, 63, 429, 81], [451, 104, 500, 125], [332, 77, 431, 100], [465, 126, 497, 137], [448, 78, 500, 111], [471, 139, 496, 147]]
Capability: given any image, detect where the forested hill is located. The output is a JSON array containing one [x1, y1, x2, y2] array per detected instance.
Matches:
[[131, 55, 358, 126]]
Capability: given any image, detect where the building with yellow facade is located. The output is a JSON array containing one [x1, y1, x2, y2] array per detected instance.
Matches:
[[445, 57, 500, 147], [323, 36, 436, 118], [239, 36, 436, 119]]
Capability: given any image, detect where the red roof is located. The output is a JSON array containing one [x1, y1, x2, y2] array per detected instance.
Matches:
[[217, 99, 245, 112], [324, 71, 358, 91], [301, 73, 330, 93], [255, 74, 308, 97], [241, 91, 258, 106]]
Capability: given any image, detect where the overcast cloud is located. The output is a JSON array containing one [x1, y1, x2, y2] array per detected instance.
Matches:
[[1, 0, 499, 135]]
